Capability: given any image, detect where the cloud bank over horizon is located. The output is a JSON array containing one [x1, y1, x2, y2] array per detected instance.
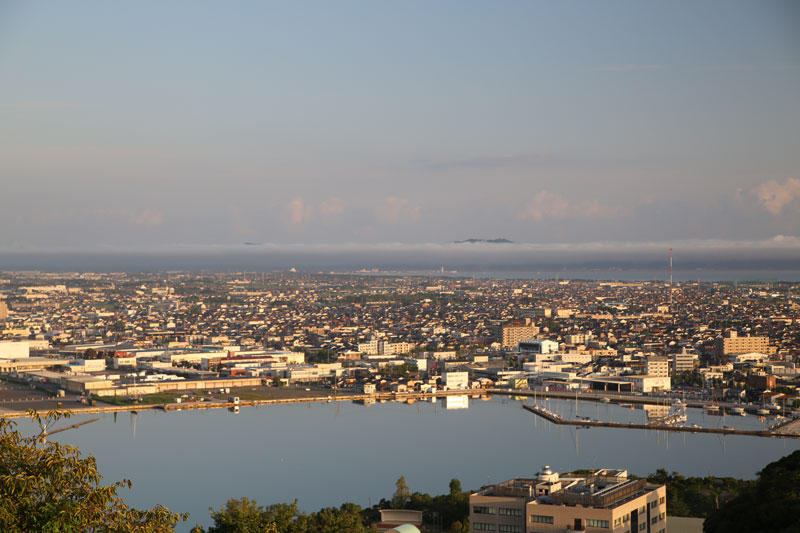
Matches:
[[0, 2, 798, 250]]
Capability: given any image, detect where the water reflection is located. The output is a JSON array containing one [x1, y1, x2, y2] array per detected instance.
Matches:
[[444, 395, 469, 410]]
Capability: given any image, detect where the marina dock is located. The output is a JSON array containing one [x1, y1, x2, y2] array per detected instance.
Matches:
[[522, 403, 800, 439]]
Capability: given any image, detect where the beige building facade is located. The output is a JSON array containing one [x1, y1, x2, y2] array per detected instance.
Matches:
[[470, 467, 666, 533], [503, 323, 541, 349], [645, 356, 669, 377], [715, 331, 769, 356]]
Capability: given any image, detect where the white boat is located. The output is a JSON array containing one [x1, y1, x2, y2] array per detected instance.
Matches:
[[730, 406, 746, 416], [757, 408, 770, 416]]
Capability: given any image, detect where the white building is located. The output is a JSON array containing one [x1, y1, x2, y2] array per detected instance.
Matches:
[[732, 352, 768, 364], [0, 341, 30, 359], [444, 371, 469, 390], [518, 339, 559, 355]]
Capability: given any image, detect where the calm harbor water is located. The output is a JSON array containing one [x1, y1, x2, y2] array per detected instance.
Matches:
[[43, 397, 800, 531]]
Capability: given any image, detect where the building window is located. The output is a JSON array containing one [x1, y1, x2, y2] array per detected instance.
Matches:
[[498, 526, 522, 533], [659, 496, 665, 505], [659, 513, 665, 521], [651, 517, 658, 525], [530, 514, 554, 524], [640, 506, 646, 514], [474, 523, 496, 531], [474, 506, 496, 515], [639, 524, 646, 531], [650, 501, 658, 509], [499, 507, 522, 517], [586, 518, 610, 528]]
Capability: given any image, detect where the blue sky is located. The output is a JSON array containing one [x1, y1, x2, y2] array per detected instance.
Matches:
[[1, 1, 799, 248]]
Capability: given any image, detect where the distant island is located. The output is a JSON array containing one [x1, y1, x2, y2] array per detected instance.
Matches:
[[452, 238, 513, 244]]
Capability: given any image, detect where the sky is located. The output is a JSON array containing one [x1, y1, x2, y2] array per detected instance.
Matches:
[[1, 1, 799, 250]]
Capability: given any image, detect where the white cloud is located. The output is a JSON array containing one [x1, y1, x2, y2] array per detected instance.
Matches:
[[374, 196, 421, 224], [94, 207, 165, 228], [129, 209, 165, 227], [752, 178, 800, 215], [286, 197, 313, 226], [319, 197, 345, 217], [516, 190, 626, 222]]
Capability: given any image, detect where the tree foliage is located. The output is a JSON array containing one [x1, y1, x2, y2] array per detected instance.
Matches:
[[206, 498, 277, 533], [203, 499, 371, 533], [392, 476, 411, 508], [704, 450, 800, 532], [646, 469, 753, 519], [0, 410, 186, 532]]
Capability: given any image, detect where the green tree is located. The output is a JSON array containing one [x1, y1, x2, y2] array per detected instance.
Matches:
[[206, 498, 276, 533], [450, 519, 469, 533], [0, 410, 186, 532], [704, 450, 800, 532], [449, 478, 462, 498], [306, 503, 371, 533], [261, 501, 306, 533], [392, 476, 411, 508]]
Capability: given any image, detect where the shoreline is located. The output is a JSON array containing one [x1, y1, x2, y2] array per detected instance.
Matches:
[[0, 388, 491, 419]]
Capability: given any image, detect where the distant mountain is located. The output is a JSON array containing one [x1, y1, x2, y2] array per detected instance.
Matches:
[[452, 238, 513, 244]]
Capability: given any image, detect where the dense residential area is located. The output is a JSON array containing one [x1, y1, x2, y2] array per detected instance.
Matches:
[[0, 271, 798, 416]]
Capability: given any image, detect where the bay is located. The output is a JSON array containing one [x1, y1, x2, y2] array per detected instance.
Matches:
[[45, 397, 800, 531]]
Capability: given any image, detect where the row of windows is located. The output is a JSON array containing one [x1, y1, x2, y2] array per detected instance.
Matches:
[[586, 518, 610, 528], [473, 506, 523, 517], [473, 523, 495, 531], [530, 514, 554, 524], [498, 526, 522, 533]]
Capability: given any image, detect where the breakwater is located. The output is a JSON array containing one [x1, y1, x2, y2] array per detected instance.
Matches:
[[522, 403, 800, 439]]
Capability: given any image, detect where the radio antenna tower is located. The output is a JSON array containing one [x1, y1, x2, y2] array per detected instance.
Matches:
[[669, 248, 673, 308]]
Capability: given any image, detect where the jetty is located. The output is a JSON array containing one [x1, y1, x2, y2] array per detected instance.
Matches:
[[522, 403, 800, 439]]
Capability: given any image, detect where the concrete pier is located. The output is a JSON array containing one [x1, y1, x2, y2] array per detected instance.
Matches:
[[522, 403, 800, 440]]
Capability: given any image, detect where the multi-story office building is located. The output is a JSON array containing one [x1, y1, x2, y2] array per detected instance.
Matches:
[[645, 356, 670, 377], [715, 331, 769, 356], [358, 339, 382, 355], [503, 322, 540, 349], [672, 351, 697, 373], [470, 466, 666, 533], [565, 333, 593, 346]]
